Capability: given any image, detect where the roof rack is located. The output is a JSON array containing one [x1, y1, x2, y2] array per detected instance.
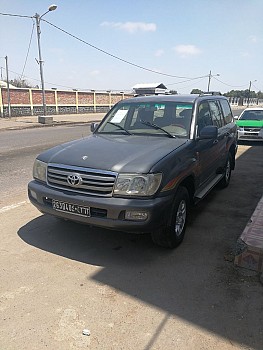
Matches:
[[200, 91, 222, 96]]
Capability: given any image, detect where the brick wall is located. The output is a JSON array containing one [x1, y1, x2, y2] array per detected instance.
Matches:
[[2, 88, 30, 104], [78, 92, 94, 104], [57, 91, 76, 104], [0, 87, 133, 117], [32, 90, 56, 104]]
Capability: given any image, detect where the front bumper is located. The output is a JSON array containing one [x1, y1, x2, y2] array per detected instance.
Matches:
[[28, 180, 174, 233], [237, 129, 263, 141]]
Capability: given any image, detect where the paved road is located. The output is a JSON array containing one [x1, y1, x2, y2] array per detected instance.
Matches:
[[0, 127, 263, 349], [0, 125, 92, 207]]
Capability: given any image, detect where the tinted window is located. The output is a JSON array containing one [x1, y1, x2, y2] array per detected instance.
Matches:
[[208, 101, 223, 128], [196, 102, 212, 135], [220, 99, 233, 124]]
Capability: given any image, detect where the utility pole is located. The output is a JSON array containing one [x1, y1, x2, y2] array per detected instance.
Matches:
[[35, 12, 47, 116], [247, 81, 252, 107], [207, 70, 220, 92], [5, 56, 11, 118], [247, 80, 257, 107], [34, 5, 57, 116], [207, 70, 212, 92]]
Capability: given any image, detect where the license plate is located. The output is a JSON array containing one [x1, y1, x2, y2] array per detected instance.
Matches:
[[52, 199, 90, 217]]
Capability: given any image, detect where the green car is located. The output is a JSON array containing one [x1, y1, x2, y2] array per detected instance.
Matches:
[[236, 108, 263, 141]]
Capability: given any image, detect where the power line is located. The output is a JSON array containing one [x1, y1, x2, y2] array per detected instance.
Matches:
[[0, 65, 132, 92], [1, 11, 208, 81], [0, 12, 32, 19], [20, 20, 35, 79], [213, 76, 248, 88], [166, 76, 207, 86], [1, 12, 259, 91], [251, 82, 262, 91], [43, 19, 207, 81]]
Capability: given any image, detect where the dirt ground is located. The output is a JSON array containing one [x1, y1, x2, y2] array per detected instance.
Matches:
[[0, 144, 262, 350]]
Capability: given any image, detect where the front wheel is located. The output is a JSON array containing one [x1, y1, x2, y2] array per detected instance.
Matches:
[[151, 186, 189, 248], [218, 153, 232, 188]]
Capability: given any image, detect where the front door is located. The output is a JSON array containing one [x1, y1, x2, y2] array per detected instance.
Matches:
[[195, 101, 223, 186]]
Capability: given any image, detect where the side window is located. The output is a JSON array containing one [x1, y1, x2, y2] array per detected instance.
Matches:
[[208, 101, 223, 128], [197, 102, 212, 135], [220, 99, 233, 124]]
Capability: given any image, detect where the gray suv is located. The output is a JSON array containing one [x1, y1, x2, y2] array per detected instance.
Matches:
[[28, 92, 238, 248]]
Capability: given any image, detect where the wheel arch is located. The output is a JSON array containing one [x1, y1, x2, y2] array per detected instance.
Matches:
[[177, 175, 195, 205], [229, 144, 236, 170]]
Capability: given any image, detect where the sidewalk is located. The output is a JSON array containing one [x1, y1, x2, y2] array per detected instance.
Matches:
[[234, 196, 263, 273], [0, 113, 105, 131]]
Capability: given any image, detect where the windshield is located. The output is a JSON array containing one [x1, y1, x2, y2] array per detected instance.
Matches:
[[97, 102, 193, 138], [240, 110, 263, 121]]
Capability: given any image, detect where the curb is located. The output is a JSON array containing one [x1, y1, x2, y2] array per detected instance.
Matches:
[[234, 196, 263, 273], [0, 120, 102, 132]]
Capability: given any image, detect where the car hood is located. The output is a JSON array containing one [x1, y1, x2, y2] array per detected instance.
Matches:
[[38, 134, 187, 173], [236, 120, 263, 127]]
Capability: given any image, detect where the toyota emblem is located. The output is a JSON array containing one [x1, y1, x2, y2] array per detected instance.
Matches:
[[67, 173, 82, 187]]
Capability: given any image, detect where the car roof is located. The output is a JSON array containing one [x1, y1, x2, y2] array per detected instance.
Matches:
[[119, 94, 227, 105], [242, 107, 263, 111]]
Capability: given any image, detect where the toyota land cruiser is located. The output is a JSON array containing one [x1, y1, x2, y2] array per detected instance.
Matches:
[[28, 92, 238, 248]]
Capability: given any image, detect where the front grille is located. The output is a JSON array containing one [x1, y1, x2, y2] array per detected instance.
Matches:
[[47, 163, 117, 197], [244, 127, 261, 132]]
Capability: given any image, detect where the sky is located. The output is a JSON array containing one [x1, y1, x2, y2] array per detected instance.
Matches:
[[0, 0, 262, 94]]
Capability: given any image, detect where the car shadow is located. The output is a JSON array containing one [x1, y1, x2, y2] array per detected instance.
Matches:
[[18, 145, 263, 349]]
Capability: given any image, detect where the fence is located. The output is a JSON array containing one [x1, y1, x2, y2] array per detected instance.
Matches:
[[1, 87, 263, 117], [0, 87, 133, 117], [228, 97, 263, 107]]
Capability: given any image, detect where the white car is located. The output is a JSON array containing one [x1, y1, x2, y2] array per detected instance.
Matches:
[[235, 108, 263, 141]]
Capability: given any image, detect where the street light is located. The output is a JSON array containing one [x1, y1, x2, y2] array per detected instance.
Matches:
[[207, 70, 220, 92], [34, 4, 57, 116], [247, 80, 257, 107]]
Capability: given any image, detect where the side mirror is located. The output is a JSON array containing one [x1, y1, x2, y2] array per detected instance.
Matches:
[[234, 116, 239, 120], [91, 122, 99, 133], [199, 125, 218, 139]]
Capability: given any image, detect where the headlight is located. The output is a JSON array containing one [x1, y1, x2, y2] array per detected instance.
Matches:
[[237, 126, 244, 131], [114, 173, 162, 196], [33, 159, 47, 182]]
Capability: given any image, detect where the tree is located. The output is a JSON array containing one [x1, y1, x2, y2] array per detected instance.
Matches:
[[191, 89, 202, 94], [224, 89, 258, 98], [7, 77, 37, 88]]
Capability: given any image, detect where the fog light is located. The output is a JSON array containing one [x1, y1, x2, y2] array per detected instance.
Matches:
[[30, 189, 37, 200], [125, 211, 148, 221]]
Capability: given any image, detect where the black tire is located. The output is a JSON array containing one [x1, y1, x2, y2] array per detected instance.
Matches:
[[218, 153, 232, 189], [151, 186, 189, 248]]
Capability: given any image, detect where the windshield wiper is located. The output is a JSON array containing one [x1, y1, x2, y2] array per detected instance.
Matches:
[[107, 122, 132, 135], [139, 120, 176, 138]]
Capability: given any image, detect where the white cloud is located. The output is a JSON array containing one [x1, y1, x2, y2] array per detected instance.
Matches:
[[249, 35, 258, 43], [100, 21, 156, 34], [241, 52, 251, 58], [173, 44, 202, 57], [155, 49, 164, 57], [89, 70, 100, 76]]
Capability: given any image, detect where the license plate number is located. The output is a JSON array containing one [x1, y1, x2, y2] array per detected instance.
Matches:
[[52, 199, 90, 217]]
